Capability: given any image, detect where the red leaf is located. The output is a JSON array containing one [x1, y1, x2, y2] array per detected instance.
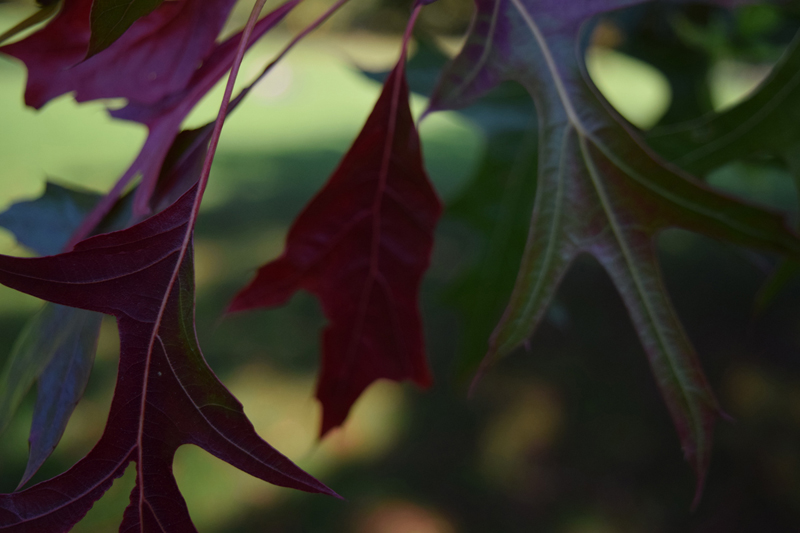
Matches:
[[0, 0, 237, 109], [229, 58, 441, 436], [105, 0, 299, 217], [0, 187, 335, 532], [56, 0, 300, 239]]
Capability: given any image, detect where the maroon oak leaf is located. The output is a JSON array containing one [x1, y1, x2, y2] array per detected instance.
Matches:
[[0, 187, 335, 533], [0, 0, 237, 109], [107, 0, 300, 217], [229, 57, 441, 436], [56, 0, 301, 243]]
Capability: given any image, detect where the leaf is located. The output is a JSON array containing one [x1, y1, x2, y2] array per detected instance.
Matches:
[[367, 39, 539, 376], [149, 124, 216, 214], [0, 1, 60, 47], [0, 305, 97, 445], [446, 126, 539, 376], [647, 30, 800, 175], [427, 0, 800, 504], [100, 0, 300, 217], [0, 187, 335, 532], [0, 0, 238, 109], [229, 56, 441, 436], [646, 31, 800, 312], [87, 0, 163, 58], [19, 305, 102, 490], [0, 183, 133, 488], [0, 182, 100, 256]]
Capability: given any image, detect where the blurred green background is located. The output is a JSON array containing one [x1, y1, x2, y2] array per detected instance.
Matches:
[[1, 0, 800, 531]]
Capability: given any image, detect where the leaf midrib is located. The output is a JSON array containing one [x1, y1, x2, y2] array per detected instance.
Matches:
[[341, 66, 408, 379], [509, 0, 705, 452], [508, 125, 569, 347], [579, 134, 703, 439], [509, 0, 792, 251]]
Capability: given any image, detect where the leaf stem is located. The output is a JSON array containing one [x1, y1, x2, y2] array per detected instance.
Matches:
[[63, 162, 138, 251], [268, 0, 350, 80], [402, 2, 422, 59], [135, 0, 268, 515], [192, 0, 267, 215], [65, 0, 282, 251], [224, 0, 352, 115]]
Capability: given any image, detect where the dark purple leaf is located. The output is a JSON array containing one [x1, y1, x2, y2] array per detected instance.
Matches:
[[0, 0, 237, 109], [102, 0, 300, 217], [229, 57, 441, 436], [0, 187, 335, 532]]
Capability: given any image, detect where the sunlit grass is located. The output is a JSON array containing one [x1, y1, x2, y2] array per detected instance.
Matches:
[[708, 59, 772, 111], [586, 46, 672, 130]]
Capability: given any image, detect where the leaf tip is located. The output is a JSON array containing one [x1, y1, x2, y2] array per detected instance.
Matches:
[[683, 404, 725, 511], [690, 476, 706, 512], [683, 444, 709, 512], [305, 473, 342, 500], [15, 461, 40, 492], [467, 359, 489, 398], [469, 332, 511, 397]]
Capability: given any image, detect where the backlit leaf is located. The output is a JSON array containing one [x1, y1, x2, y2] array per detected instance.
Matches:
[[229, 54, 441, 436], [427, 0, 800, 504], [0, 0, 237, 109], [0, 187, 335, 532], [648, 30, 800, 174]]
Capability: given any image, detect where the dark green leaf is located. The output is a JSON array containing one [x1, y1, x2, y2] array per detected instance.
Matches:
[[446, 128, 538, 376], [647, 31, 800, 174], [87, 0, 163, 58]]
